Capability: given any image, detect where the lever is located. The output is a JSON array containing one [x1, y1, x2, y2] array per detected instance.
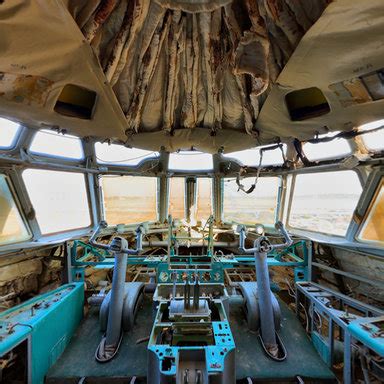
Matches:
[[89, 221, 144, 255], [193, 274, 200, 310], [184, 279, 190, 309]]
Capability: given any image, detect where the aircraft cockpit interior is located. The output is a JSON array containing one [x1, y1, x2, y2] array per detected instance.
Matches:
[[0, 1, 383, 383]]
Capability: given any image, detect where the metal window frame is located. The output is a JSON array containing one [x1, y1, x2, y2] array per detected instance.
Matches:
[[354, 167, 384, 246], [0, 125, 383, 255]]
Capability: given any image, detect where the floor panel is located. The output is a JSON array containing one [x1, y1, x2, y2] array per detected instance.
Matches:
[[47, 296, 335, 383]]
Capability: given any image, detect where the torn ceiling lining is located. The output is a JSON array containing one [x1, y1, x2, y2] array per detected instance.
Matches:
[[66, 0, 330, 137], [1, 0, 383, 153]]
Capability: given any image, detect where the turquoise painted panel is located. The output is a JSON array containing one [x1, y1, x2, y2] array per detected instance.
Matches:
[[311, 331, 331, 366], [348, 316, 384, 356], [0, 283, 84, 383]]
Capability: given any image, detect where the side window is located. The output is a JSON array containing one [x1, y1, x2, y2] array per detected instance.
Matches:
[[0, 174, 30, 244], [223, 177, 279, 224], [223, 145, 286, 167], [29, 130, 83, 159], [359, 120, 384, 152], [168, 178, 185, 219], [23, 169, 91, 234], [95, 143, 158, 166], [101, 176, 158, 225], [168, 152, 213, 171], [289, 171, 362, 236], [0, 117, 21, 149], [362, 130, 384, 152], [303, 132, 351, 161], [357, 179, 384, 244]]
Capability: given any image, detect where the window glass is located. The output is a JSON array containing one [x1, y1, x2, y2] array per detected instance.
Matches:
[[362, 129, 384, 151], [30, 130, 83, 159], [303, 132, 351, 161], [0, 174, 30, 244], [358, 179, 384, 244], [102, 176, 157, 225], [23, 169, 91, 234], [289, 171, 362, 236], [359, 119, 384, 151], [168, 151, 213, 171], [0, 117, 21, 149], [196, 178, 213, 221], [223, 145, 286, 166], [169, 178, 185, 219], [95, 143, 158, 166], [223, 177, 279, 224]]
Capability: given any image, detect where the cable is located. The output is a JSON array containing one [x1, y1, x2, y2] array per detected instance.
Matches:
[[236, 150, 263, 194], [95, 331, 124, 363], [299, 303, 309, 332], [7, 322, 34, 332], [33, 129, 81, 140], [259, 332, 287, 361], [96, 151, 158, 164]]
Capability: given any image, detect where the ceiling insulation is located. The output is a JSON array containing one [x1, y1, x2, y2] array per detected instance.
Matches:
[[66, 0, 330, 141]]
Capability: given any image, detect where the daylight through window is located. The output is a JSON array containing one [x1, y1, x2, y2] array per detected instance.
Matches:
[[102, 176, 158, 225], [23, 169, 91, 234], [289, 171, 362, 236], [30, 130, 83, 159], [0, 174, 30, 244], [223, 177, 279, 224], [0, 117, 21, 149]]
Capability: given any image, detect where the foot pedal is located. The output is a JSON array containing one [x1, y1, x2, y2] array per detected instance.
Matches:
[[176, 350, 208, 384]]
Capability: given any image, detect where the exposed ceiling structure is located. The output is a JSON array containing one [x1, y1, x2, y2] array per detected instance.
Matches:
[[0, 0, 383, 153], [67, 0, 329, 136]]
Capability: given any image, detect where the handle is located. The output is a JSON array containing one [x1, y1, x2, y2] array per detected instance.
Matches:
[[271, 221, 293, 250], [89, 221, 144, 254], [89, 221, 109, 251], [238, 221, 293, 254]]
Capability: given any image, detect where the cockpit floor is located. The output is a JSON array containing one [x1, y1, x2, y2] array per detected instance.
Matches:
[[46, 295, 335, 383], [230, 300, 336, 382]]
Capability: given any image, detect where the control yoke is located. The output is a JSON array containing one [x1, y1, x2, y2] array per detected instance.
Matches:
[[237, 221, 292, 361], [239, 221, 293, 253], [89, 220, 144, 255]]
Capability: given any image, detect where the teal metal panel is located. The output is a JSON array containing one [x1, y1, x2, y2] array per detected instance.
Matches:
[[0, 283, 84, 384], [311, 331, 331, 366], [348, 316, 384, 356]]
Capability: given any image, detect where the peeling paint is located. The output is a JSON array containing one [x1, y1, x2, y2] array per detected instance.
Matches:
[[0, 72, 53, 107]]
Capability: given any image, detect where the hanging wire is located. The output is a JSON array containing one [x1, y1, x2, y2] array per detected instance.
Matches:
[[95, 151, 158, 164], [34, 129, 81, 140], [235, 143, 285, 194]]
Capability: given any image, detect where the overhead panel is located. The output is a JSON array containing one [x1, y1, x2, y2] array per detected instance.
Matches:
[[0, 0, 127, 140], [257, 0, 384, 144]]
